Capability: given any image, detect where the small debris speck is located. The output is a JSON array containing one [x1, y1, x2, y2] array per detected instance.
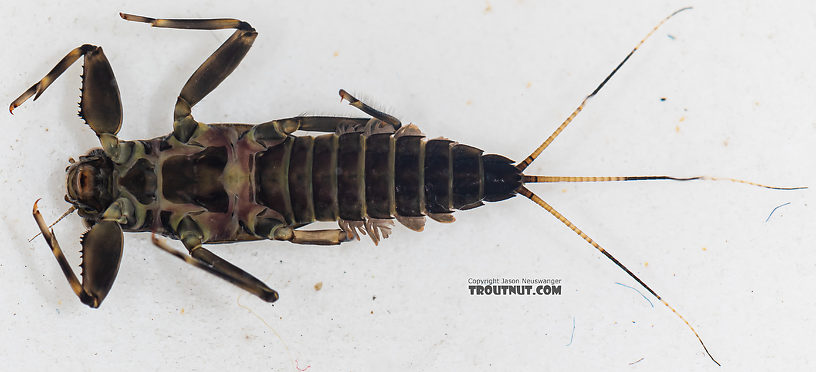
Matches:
[[314, 282, 323, 291], [629, 357, 645, 365], [660, 97, 666, 101], [295, 359, 311, 371], [565, 316, 575, 346]]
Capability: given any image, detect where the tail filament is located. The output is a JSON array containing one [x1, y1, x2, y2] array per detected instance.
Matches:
[[517, 186, 721, 366], [522, 175, 806, 190]]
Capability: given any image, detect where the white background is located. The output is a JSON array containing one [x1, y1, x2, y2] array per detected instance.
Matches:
[[2, 1, 814, 371]]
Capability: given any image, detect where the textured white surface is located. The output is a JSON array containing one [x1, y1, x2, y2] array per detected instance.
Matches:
[[2, 1, 815, 371]]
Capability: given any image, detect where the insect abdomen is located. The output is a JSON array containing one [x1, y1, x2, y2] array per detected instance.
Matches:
[[255, 130, 522, 231]]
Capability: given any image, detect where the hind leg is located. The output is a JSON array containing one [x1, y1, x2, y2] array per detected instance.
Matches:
[[154, 216, 279, 302]]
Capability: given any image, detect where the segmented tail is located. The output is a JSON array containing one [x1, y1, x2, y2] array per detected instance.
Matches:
[[522, 175, 806, 191], [515, 5, 808, 365], [517, 186, 720, 366], [513, 7, 734, 365]]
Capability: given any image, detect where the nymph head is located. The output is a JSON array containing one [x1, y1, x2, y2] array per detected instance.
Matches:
[[65, 149, 116, 220]]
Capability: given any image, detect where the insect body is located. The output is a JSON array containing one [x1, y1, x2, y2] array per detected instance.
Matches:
[[11, 10, 801, 364], [13, 13, 529, 308]]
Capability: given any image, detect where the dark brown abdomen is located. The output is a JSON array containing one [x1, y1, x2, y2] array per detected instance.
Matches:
[[254, 132, 515, 226]]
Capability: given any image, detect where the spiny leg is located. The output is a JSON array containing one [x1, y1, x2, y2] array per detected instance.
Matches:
[[10, 44, 125, 160], [516, 7, 691, 172], [120, 13, 258, 142], [33, 201, 87, 304], [516, 186, 720, 366], [161, 217, 278, 302], [33, 200, 125, 308], [10, 44, 86, 113]]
